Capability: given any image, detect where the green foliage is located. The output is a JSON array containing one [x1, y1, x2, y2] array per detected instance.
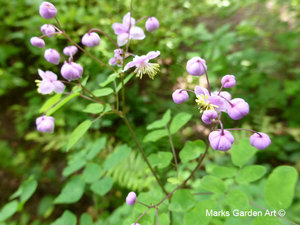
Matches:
[[90, 177, 114, 196], [179, 140, 206, 163], [231, 139, 257, 168], [0, 201, 19, 222], [148, 151, 173, 169], [83, 103, 104, 114], [146, 109, 171, 130], [225, 189, 249, 210], [169, 190, 195, 212], [103, 144, 131, 170], [67, 120, 92, 151], [236, 165, 266, 183], [200, 175, 226, 194], [169, 112, 192, 134], [50, 210, 77, 225]]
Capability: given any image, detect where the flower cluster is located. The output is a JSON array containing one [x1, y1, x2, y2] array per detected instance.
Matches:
[[172, 57, 271, 151]]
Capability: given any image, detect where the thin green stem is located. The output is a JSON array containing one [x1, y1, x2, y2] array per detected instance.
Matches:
[[113, 80, 119, 111], [166, 125, 178, 177], [155, 206, 159, 225], [121, 74, 126, 115]]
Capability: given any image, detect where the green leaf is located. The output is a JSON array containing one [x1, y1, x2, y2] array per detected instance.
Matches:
[[148, 152, 173, 168], [10, 177, 38, 203], [170, 112, 192, 134], [236, 165, 266, 183], [200, 175, 226, 193], [116, 73, 134, 92], [62, 159, 87, 177], [80, 213, 93, 225], [82, 163, 102, 183], [209, 165, 238, 179], [179, 140, 206, 163], [67, 120, 92, 151], [54, 176, 85, 204], [99, 73, 119, 87], [83, 103, 104, 114], [0, 200, 18, 222], [103, 145, 131, 170], [50, 210, 77, 225], [252, 216, 282, 225], [143, 129, 168, 143], [231, 138, 257, 168], [38, 195, 54, 218], [92, 88, 114, 97], [46, 92, 80, 116], [265, 166, 298, 209], [169, 190, 195, 212], [39, 94, 62, 113], [86, 137, 106, 160], [225, 189, 249, 210], [146, 110, 171, 130], [90, 177, 113, 196]]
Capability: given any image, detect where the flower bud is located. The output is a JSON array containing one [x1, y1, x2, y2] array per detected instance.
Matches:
[[30, 37, 45, 48], [227, 98, 249, 120], [36, 115, 55, 133], [61, 62, 83, 81], [209, 130, 234, 151], [172, 89, 189, 104], [39, 2, 57, 19], [44, 49, 60, 65], [40, 24, 55, 37], [221, 75, 236, 88], [145, 17, 159, 32], [63, 46, 78, 56], [250, 132, 271, 150], [186, 57, 207, 76], [126, 192, 136, 205], [202, 110, 218, 125], [81, 32, 101, 47]]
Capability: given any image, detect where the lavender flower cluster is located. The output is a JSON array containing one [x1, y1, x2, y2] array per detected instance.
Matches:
[[172, 57, 271, 151]]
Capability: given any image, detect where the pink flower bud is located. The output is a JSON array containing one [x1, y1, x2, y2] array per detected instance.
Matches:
[[81, 32, 101, 47], [227, 98, 249, 120], [221, 75, 236, 88], [30, 37, 45, 48], [40, 24, 55, 37], [36, 115, 55, 133], [202, 110, 218, 125], [126, 192, 136, 205], [250, 132, 271, 150], [172, 89, 189, 104], [44, 49, 60, 65], [145, 17, 159, 32], [209, 130, 234, 151], [63, 46, 78, 56], [39, 2, 57, 19], [61, 62, 83, 81], [186, 57, 207, 76]]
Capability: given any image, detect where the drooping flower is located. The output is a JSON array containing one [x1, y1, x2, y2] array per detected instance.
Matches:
[[186, 57, 207, 76], [30, 37, 45, 48], [63, 46, 78, 56], [123, 51, 160, 79], [209, 130, 234, 151], [172, 89, 189, 104], [39, 2, 57, 19], [112, 13, 145, 46], [227, 98, 249, 120], [221, 75, 236, 88], [40, 24, 55, 37], [202, 110, 218, 125], [61, 62, 83, 81], [250, 132, 271, 150], [145, 17, 159, 32], [36, 69, 65, 95], [109, 49, 124, 67], [36, 115, 55, 133], [81, 32, 101, 47], [44, 49, 60, 65], [126, 192, 137, 205]]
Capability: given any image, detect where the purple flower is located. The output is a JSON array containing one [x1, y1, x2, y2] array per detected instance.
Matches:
[[126, 192, 136, 205], [30, 37, 45, 48], [250, 132, 271, 150], [40, 24, 55, 37], [39, 2, 57, 19], [36, 115, 55, 133], [195, 87, 229, 112], [145, 17, 159, 32], [81, 32, 101, 47], [123, 51, 160, 79], [131, 224, 140, 225], [172, 89, 189, 104], [61, 62, 83, 81], [112, 13, 145, 46], [227, 98, 249, 120], [109, 49, 124, 67], [209, 130, 234, 151], [221, 75, 236, 88], [44, 49, 60, 65], [186, 57, 207, 76], [36, 69, 65, 94], [63, 46, 78, 56], [202, 110, 218, 125]]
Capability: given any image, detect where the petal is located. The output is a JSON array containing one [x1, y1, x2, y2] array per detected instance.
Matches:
[[124, 60, 138, 71], [208, 96, 229, 112], [117, 33, 129, 46], [112, 23, 128, 35], [109, 57, 117, 66], [123, 12, 135, 28], [130, 26, 145, 40], [53, 81, 65, 93], [38, 69, 46, 80], [38, 81, 54, 94], [146, 51, 160, 60], [194, 86, 209, 96], [44, 71, 58, 81]]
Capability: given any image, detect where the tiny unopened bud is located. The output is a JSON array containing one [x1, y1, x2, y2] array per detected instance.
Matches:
[[186, 57, 207, 76], [44, 49, 60, 65], [63, 46, 78, 56], [40, 24, 56, 37], [30, 37, 45, 48], [81, 32, 101, 47], [250, 132, 271, 150], [36, 115, 55, 133], [172, 89, 189, 104], [227, 98, 249, 120], [39, 2, 57, 19], [145, 17, 159, 32], [61, 62, 83, 81], [221, 75, 236, 88], [209, 130, 234, 151], [126, 192, 136, 205]]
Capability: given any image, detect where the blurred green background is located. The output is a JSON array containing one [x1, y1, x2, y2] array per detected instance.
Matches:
[[0, 0, 300, 224]]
